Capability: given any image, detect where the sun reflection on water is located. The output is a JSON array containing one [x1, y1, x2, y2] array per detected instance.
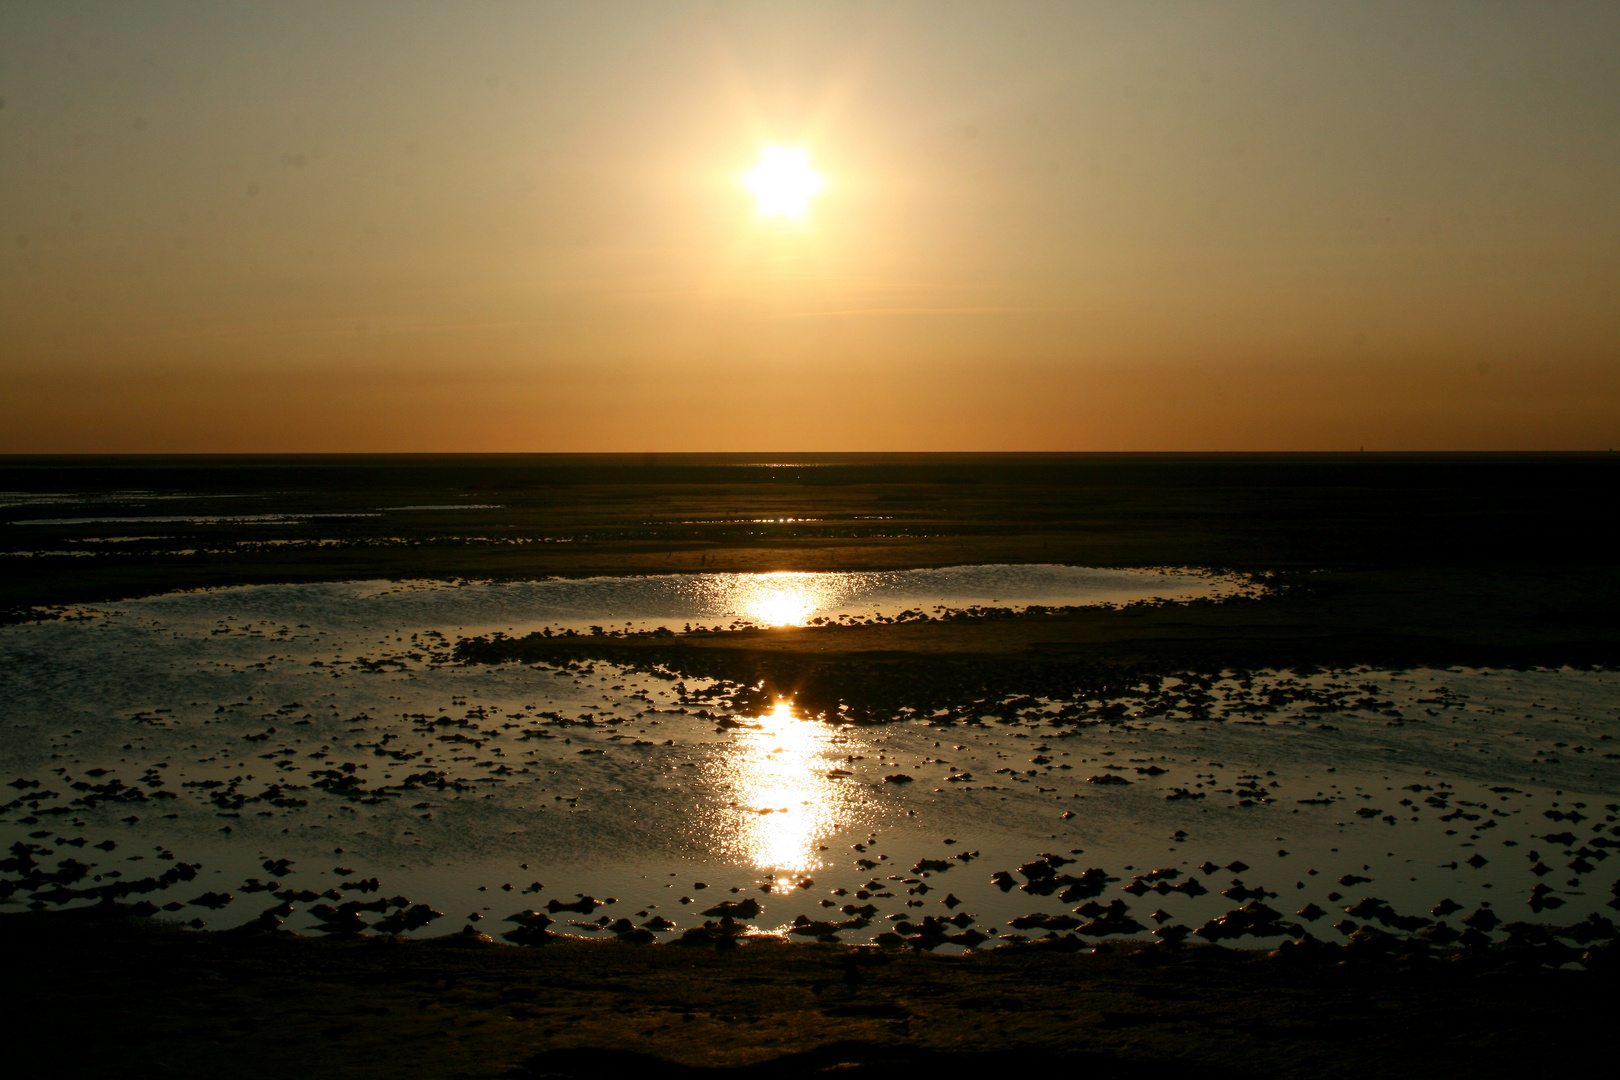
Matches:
[[715, 699, 847, 888], [725, 571, 840, 627]]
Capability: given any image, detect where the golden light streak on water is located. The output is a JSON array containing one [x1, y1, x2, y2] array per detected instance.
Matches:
[[720, 699, 844, 888]]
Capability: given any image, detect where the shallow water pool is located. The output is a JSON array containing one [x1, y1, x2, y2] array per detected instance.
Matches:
[[1, 568, 1615, 954]]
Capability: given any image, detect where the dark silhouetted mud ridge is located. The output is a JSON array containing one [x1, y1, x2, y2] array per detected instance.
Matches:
[[453, 570, 1620, 720]]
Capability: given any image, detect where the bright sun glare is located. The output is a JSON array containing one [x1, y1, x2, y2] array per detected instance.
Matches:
[[743, 146, 824, 220]]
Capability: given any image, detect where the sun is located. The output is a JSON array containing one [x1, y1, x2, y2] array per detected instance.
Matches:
[[742, 146, 824, 221]]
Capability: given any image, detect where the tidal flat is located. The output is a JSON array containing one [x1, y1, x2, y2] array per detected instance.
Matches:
[[2, 453, 1618, 1078]]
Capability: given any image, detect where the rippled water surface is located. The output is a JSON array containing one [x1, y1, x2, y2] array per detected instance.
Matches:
[[49, 563, 1240, 635], [2, 567, 1616, 951]]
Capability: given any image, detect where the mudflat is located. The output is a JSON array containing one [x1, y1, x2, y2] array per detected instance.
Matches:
[[2, 453, 1617, 1077]]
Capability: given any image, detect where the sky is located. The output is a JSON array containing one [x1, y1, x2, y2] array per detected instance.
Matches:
[[2, 0, 1618, 452]]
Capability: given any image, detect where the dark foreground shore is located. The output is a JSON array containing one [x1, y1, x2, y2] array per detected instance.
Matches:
[[3, 909, 1612, 1080]]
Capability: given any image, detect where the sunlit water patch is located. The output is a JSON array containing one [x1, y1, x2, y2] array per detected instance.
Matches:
[[705, 701, 866, 884]]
